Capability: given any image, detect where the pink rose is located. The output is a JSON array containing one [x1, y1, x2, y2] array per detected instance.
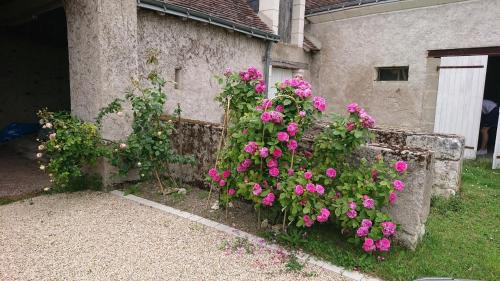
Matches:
[[294, 185, 304, 196], [219, 180, 226, 187], [244, 141, 258, 154], [389, 192, 397, 204], [361, 219, 373, 228], [363, 238, 376, 252], [269, 167, 279, 177], [259, 147, 269, 158], [393, 180, 405, 191], [288, 168, 295, 175], [363, 195, 375, 209], [346, 103, 359, 113], [223, 67, 232, 76], [312, 96, 326, 112], [348, 201, 357, 210], [227, 188, 236, 196], [267, 158, 278, 168], [277, 132, 289, 142], [326, 168, 337, 178], [222, 170, 231, 179], [275, 105, 284, 113], [315, 184, 325, 195], [261, 112, 271, 123], [261, 99, 272, 109], [255, 80, 266, 93], [317, 208, 330, 223], [272, 148, 282, 158], [262, 192, 275, 206], [346, 122, 355, 132], [299, 111, 306, 118], [356, 226, 369, 237], [306, 183, 316, 193], [287, 140, 298, 151], [394, 160, 408, 173], [376, 238, 391, 252], [252, 183, 262, 196], [303, 215, 314, 227], [287, 122, 299, 136], [381, 221, 396, 237], [304, 171, 313, 180], [208, 168, 218, 178], [346, 209, 357, 219]]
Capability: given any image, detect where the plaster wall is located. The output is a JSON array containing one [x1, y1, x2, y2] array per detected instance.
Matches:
[[308, 0, 500, 131], [64, 0, 138, 141], [137, 10, 267, 123]]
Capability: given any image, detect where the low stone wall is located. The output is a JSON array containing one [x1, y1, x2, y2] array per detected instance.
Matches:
[[169, 119, 439, 250], [372, 128, 464, 197]]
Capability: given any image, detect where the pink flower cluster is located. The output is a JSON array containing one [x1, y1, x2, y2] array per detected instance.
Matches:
[[312, 96, 327, 112], [255, 81, 266, 93], [346, 103, 375, 128], [281, 77, 312, 98], [363, 238, 391, 252], [326, 168, 337, 178], [208, 168, 231, 187], [239, 66, 262, 82], [316, 208, 330, 223], [362, 195, 375, 209], [381, 221, 396, 237], [394, 160, 408, 173], [262, 192, 275, 206], [356, 219, 373, 238], [260, 111, 283, 124], [236, 159, 252, 172], [244, 141, 258, 154], [346, 201, 357, 219]]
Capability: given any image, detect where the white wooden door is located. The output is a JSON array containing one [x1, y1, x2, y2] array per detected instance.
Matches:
[[268, 67, 293, 98], [434, 55, 489, 159], [492, 108, 500, 169]]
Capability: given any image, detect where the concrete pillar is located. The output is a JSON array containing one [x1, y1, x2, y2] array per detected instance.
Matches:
[[258, 0, 280, 34], [291, 0, 305, 47], [64, 0, 138, 141]]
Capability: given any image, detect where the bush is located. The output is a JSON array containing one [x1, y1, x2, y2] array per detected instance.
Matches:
[[36, 109, 106, 192], [207, 67, 407, 255]]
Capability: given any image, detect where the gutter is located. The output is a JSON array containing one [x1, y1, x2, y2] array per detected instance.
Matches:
[[137, 0, 280, 42], [263, 41, 273, 96], [305, 0, 398, 16]]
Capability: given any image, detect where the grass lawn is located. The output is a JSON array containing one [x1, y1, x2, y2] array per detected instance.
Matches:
[[274, 159, 499, 281]]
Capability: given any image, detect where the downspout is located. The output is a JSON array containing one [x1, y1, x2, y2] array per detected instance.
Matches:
[[264, 40, 273, 96]]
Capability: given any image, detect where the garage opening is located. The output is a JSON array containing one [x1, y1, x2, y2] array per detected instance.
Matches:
[[0, 6, 70, 200], [478, 56, 500, 158]]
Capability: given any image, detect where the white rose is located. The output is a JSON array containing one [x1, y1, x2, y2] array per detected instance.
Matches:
[[39, 119, 44, 125], [36, 153, 43, 158], [137, 162, 142, 167], [45, 123, 53, 129], [119, 143, 127, 149], [38, 145, 45, 151], [40, 165, 45, 170], [49, 133, 56, 140], [43, 187, 50, 192], [157, 131, 162, 136], [54, 145, 60, 149]]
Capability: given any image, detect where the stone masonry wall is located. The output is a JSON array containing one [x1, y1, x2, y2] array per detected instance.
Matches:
[[372, 128, 464, 197], [169, 119, 435, 250]]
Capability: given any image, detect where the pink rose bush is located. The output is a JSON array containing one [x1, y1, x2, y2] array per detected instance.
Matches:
[[208, 67, 408, 256]]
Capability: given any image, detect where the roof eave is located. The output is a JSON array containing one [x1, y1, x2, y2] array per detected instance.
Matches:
[[137, 0, 280, 42], [305, 0, 398, 17]]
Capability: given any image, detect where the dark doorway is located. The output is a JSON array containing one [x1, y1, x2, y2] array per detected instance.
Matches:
[[0, 7, 69, 200], [478, 56, 500, 156]]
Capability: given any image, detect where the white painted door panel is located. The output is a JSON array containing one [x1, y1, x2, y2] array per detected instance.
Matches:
[[434, 55, 489, 159], [492, 108, 500, 169], [268, 67, 293, 98]]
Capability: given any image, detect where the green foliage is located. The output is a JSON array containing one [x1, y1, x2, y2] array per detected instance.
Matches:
[[276, 160, 499, 281], [37, 109, 106, 192], [109, 54, 194, 193], [124, 183, 141, 196], [285, 254, 305, 272]]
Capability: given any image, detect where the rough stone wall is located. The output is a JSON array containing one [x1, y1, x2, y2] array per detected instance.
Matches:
[[169, 119, 434, 249], [0, 9, 70, 128], [372, 128, 464, 197], [308, 0, 500, 131], [137, 10, 267, 124]]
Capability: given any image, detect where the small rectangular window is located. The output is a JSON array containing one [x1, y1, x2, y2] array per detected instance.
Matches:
[[376, 66, 409, 81]]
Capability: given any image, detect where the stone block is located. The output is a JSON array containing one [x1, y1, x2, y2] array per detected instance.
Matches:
[[353, 144, 434, 250], [406, 134, 464, 161], [431, 159, 462, 197]]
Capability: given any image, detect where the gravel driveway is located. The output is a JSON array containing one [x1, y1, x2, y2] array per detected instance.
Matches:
[[0, 192, 346, 281]]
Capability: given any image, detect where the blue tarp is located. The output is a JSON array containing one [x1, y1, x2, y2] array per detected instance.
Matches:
[[0, 123, 40, 144]]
